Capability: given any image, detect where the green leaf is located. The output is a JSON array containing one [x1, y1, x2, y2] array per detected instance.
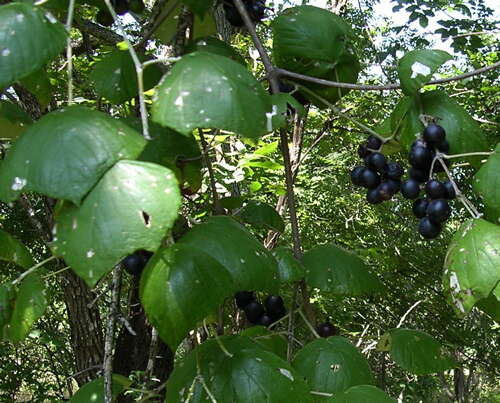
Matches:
[[166, 335, 313, 402], [153, 2, 183, 44], [326, 385, 396, 403], [152, 52, 272, 138], [0, 3, 66, 89], [392, 91, 489, 166], [398, 50, 452, 95], [236, 200, 285, 232], [293, 337, 374, 394], [19, 68, 53, 108], [385, 329, 456, 375], [272, 6, 351, 77], [140, 216, 279, 348], [6, 272, 47, 343], [0, 106, 146, 205], [192, 14, 217, 40], [418, 15, 429, 28], [443, 219, 500, 316], [90, 50, 163, 104], [0, 100, 32, 140], [0, 229, 34, 268], [181, 0, 216, 18], [52, 160, 181, 287], [240, 326, 287, 360], [184, 37, 246, 65], [303, 244, 383, 296], [473, 144, 500, 224], [475, 290, 500, 322], [69, 374, 131, 403], [0, 284, 15, 338], [272, 246, 305, 283], [219, 196, 246, 210]]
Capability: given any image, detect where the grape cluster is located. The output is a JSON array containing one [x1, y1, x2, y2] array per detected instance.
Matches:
[[235, 291, 286, 327], [350, 135, 404, 204], [223, 0, 266, 27], [121, 250, 153, 276], [400, 123, 456, 239]]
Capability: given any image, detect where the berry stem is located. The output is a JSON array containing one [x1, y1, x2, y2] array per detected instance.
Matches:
[[441, 151, 494, 159], [297, 309, 320, 339]]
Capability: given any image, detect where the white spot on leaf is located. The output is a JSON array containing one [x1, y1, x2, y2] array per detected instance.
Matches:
[[410, 61, 431, 78]]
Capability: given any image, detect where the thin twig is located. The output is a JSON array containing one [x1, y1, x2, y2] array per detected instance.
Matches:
[[397, 300, 423, 328], [298, 309, 320, 338], [117, 312, 137, 336], [12, 255, 57, 285], [198, 129, 223, 215], [42, 266, 71, 279], [65, 0, 76, 105]]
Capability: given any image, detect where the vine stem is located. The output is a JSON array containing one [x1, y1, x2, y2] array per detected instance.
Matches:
[[441, 151, 494, 159], [396, 300, 423, 328], [103, 266, 122, 403], [298, 309, 320, 339], [198, 129, 223, 215], [42, 265, 71, 279], [65, 0, 76, 105], [11, 255, 57, 285], [103, 0, 150, 140]]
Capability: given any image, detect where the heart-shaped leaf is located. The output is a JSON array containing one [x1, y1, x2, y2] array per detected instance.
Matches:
[[0, 229, 34, 269], [140, 216, 279, 347], [272, 246, 305, 284], [240, 327, 287, 360], [303, 244, 383, 295], [384, 329, 455, 375], [90, 50, 163, 104], [236, 200, 285, 232], [184, 37, 245, 65], [0, 101, 32, 140], [151, 52, 272, 138], [6, 272, 47, 343], [473, 144, 500, 224], [293, 337, 374, 394], [0, 3, 66, 89], [475, 290, 500, 322], [325, 385, 396, 402], [181, 0, 216, 18], [52, 160, 181, 287], [68, 374, 131, 403], [272, 6, 351, 77], [166, 335, 313, 402], [0, 106, 146, 205], [398, 50, 452, 95], [443, 219, 500, 316], [0, 284, 15, 338]]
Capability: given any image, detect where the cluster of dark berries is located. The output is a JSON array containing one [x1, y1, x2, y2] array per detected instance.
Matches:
[[223, 0, 266, 27], [350, 135, 404, 204], [121, 250, 153, 275], [317, 322, 338, 338], [235, 291, 286, 327], [400, 123, 455, 239], [97, 0, 144, 26]]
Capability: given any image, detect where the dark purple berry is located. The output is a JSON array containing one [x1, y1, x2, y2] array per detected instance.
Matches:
[[264, 295, 285, 318], [427, 199, 451, 223], [244, 301, 265, 324], [358, 144, 371, 158], [409, 167, 430, 183], [436, 140, 450, 153], [366, 135, 383, 150], [425, 180, 446, 199], [443, 181, 456, 200], [418, 217, 441, 239], [235, 291, 255, 309], [384, 162, 404, 180], [365, 152, 387, 171], [317, 322, 337, 338], [412, 198, 429, 218], [379, 180, 399, 200], [409, 146, 433, 169], [256, 314, 273, 327], [401, 179, 421, 199], [122, 250, 152, 275], [278, 81, 294, 93], [350, 166, 366, 187], [361, 169, 380, 189], [423, 123, 446, 145], [411, 139, 427, 149], [367, 188, 382, 204]]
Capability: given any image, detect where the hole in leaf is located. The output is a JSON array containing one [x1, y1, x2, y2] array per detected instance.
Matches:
[[141, 211, 151, 227]]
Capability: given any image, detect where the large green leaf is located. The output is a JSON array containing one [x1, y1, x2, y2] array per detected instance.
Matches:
[[6, 272, 47, 343], [236, 200, 285, 232], [473, 144, 500, 224], [153, 2, 183, 44], [52, 160, 181, 287], [184, 37, 246, 65], [181, 0, 216, 18], [272, 6, 351, 76], [166, 336, 313, 402], [303, 244, 383, 296], [293, 337, 374, 395], [151, 52, 272, 138], [69, 374, 131, 403], [90, 50, 163, 104], [0, 3, 66, 89], [385, 329, 455, 375], [240, 327, 287, 360], [0, 100, 32, 140], [140, 216, 279, 348], [443, 219, 500, 316], [475, 290, 500, 322], [392, 91, 489, 166], [326, 385, 396, 403], [398, 50, 452, 95], [19, 68, 53, 108], [0, 229, 34, 268], [0, 106, 146, 205], [0, 284, 15, 338], [272, 246, 305, 284]]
